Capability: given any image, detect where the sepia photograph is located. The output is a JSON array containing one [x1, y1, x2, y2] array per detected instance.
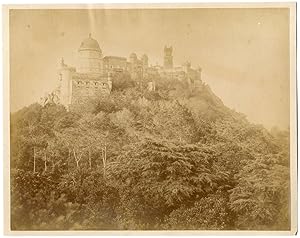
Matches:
[[3, 3, 297, 235]]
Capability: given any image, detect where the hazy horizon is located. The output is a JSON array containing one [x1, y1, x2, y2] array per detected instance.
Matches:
[[9, 8, 290, 130]]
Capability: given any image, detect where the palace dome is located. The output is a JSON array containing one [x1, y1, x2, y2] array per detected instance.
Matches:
[[141, 54, 148, 59], [129, 53, 137, 59], [79, 34, 101, 52]]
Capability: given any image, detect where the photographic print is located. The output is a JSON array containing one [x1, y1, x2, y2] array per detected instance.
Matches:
[[3, 3, 297, 235]]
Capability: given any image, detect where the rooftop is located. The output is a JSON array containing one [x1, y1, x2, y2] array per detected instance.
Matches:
[[78, 34, 101, 52]]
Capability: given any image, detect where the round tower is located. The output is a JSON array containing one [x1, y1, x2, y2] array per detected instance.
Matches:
[[58, 58, 75, 110], [78, 34, 102, 74]]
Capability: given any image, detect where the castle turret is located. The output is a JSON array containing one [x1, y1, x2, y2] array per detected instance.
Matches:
[[78, 34, 102, 74], [107, 72, 113, 91], [196, 66, 202, 81], [183, 61, 191, 73], [164, 46, 173, 69], [129, 52, 137, 64], [141, 54, 149, 69], [129, 53, 140, 79], [58, 58, 75, 110]]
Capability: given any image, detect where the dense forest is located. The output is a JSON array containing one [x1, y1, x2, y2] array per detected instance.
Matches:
[[10, 74, 290, 230]]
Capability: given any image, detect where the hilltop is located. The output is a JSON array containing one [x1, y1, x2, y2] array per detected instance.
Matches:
[[10, 75, 290, 230]]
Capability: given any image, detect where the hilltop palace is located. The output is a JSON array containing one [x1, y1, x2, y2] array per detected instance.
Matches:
[[48, 34, 202, 111]]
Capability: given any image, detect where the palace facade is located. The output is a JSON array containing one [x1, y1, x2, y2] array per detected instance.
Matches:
[[56, 34, 202, 110]]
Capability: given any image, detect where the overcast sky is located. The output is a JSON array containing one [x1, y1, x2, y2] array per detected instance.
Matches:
[[9, 8, 290, 129]]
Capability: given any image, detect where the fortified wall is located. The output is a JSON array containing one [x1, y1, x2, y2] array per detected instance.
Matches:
[[56, 34, 203, 111]]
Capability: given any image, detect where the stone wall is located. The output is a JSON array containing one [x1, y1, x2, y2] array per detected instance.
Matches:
[[70, 79, 110, 111], [78, 50, 102, 74], [103, 56, 127, 73]]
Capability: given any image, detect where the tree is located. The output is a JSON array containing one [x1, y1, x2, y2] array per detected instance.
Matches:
[[10, 77, 291, 231], [11, 169, 58, 230], [111, 72, 135, 91], [229, 153, 290, 230], [108, 138, 229, 229], [164, 192, 232, 230]]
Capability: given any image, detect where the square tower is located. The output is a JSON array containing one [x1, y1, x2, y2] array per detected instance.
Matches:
[[164, 46, 173, 69]]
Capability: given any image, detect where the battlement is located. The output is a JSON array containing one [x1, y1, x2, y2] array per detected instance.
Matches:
[[57, 35, 202, 111], [164, 46, 173, 55]]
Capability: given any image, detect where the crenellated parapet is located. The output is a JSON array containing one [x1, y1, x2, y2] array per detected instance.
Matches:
[[56, 34, 203, 111]]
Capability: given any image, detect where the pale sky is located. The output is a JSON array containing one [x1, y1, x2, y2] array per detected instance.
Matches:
[[9, 8, 290, 129]]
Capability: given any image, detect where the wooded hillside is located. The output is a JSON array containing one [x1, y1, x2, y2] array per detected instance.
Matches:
[[10, 75, 290, 230]]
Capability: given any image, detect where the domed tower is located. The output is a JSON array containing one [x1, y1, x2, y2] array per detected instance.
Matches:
[[78, 34, 102, 74], [164, 46, 173, 69], [129, 52, 137, 64]]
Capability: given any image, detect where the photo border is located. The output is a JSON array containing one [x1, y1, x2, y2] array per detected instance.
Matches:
[[3, 3, 297, 235]]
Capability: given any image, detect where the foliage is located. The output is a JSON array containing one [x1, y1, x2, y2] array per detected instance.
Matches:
[[229, 153, 290, 230], [164, 192, 232, 230], [10, 75, 290, 231], [111, 72, 135, 91]]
